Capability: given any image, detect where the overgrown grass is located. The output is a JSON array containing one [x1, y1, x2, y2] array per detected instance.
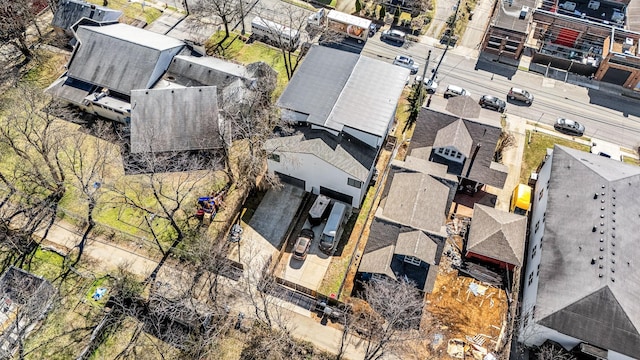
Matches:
[[520, 130, 590, 183]]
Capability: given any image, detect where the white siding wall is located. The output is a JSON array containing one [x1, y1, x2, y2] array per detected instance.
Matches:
[[310, 124, 340, 136], [342, 126, 382, 148], [281, 109, 309, 123], [520, 149, 553, 343], [267, 151, 368, 208]]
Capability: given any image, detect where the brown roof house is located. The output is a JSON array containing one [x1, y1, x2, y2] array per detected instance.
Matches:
[[465, 204, 527, 271], [356, 156, 458, 292]]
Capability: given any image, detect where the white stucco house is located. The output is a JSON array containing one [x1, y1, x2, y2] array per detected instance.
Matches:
[[264, 45, 409, 208], [519, 145, 640, 360]]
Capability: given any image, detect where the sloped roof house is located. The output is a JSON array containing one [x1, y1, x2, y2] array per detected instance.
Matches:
[[466, 204, 527, 270], [520, 145, 640, 359], [265, 45, 408, 208]]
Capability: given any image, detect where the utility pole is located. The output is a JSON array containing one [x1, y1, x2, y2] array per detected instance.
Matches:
[[417, 50, 432, 93], [431, 0, 463, 82]]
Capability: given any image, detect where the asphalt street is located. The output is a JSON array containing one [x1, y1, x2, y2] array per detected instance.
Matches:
[[149, 0, 640, 149]]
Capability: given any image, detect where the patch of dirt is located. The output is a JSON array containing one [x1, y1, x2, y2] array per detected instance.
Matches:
[[423, 252, 508, 356]]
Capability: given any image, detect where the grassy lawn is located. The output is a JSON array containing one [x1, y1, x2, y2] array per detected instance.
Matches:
[[520, 130, 590, 183], [207, 32, 297, 99], [22, 248, 111, 360], [86, 0, 162, 24]]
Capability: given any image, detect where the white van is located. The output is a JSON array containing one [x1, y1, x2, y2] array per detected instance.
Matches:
[[308, 195, 331, 226], [251, 16, 300, 49], [319, 202, 347, 254]]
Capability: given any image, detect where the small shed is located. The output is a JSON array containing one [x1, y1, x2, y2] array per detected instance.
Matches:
[[466, 204, 527, 270]]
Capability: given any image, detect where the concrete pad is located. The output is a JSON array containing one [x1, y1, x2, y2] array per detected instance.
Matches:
[[281, 222, 333, 291], [249, 185, 305, 249], [590, 138, 623, 161], [542, 78, 556, 88], [230, 184, 304, 275]]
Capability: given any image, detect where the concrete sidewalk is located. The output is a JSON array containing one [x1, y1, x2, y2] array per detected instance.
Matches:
[[37, 214, 368, 359]]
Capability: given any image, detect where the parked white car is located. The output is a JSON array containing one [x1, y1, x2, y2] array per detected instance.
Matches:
[[444, 85, 470, 99], [393, 55, 419, 74], [415, 75, 438, 94]]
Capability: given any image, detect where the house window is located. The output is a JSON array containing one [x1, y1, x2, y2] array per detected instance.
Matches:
[[536, 264, 540, 276], [523, 314, 529, 327], [543, 212, 546, 223], [371, 273, 386, 282], [531, 245, 537, 259], [437, 148, 444, 154], [444, 148, 451, 156], [540, 237, 543, 249], [456, 153, 462, 159], [535, 220, 540, 233], [268, 153, 280, 162], [528, 272, 534, 286], [347, 178, 362, 189], [403, 255, 422, 266], [538, 188, 544, 201]]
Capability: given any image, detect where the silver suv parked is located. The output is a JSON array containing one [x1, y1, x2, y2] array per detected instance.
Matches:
[[381, 29, 406, 44], [507, 87, 534, 105]]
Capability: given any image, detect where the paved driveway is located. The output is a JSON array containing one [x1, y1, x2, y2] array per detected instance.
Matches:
[[282, 220, 333, 291], [229, 184, 305, 274]]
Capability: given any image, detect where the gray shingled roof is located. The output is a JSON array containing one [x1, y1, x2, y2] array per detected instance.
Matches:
[[380, 171, 451, 234], [129, 86, 222, 153], [408, 108, 508, 189], [263, 127, 376, 181], [433, 118, 474, 158], [277, 45, 408, 138], [444, 95, 481, 119], [395, 231, 439, 264], [163, 55, 251, 88], [68, 24, 184, 95], [534, 145, 640, 357], [358, 218, 443, 292], [45, 76, 93, 105], [466, 204, 526, 266], [52, 0, 121, 31]]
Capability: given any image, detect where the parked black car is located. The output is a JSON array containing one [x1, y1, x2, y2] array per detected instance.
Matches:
[[479, 95, 506, 113]]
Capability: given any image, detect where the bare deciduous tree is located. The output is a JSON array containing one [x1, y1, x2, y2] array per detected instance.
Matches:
[[59, 121, 119, 268], [190, 0, 239, 51], [0, 0, 39, 60], [109, 148, 219, 282], [219, 74, 281, 189], [0, 85, 70, 267], [352, 277, 425, 360]]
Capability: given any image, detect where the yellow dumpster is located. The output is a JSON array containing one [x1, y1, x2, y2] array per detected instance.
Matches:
[[511, 184, 531, 215]]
